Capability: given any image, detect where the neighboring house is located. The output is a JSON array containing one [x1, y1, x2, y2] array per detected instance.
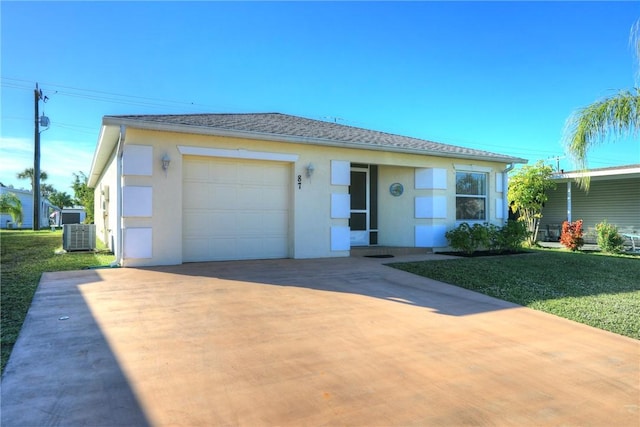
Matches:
[[0, 186, 59, 229], [88, 113, 526, 267], [49, 207, 87, 227], [539, 164, 640, 242]]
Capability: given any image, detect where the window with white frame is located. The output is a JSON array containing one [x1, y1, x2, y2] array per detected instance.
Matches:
[[455, 171, 487, 221]]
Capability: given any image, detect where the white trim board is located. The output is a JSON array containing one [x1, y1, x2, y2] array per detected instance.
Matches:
[[453, 164, 493, 173], [178, 146, 299, 162]]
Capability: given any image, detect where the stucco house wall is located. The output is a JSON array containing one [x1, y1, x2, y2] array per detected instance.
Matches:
[[93, 147, 119, 252], [88, 113, 524, 267]]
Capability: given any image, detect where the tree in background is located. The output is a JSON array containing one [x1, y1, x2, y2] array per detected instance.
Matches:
[[40, 183, 56, 199], [508, 161, 556, 246], [49, 191, 74, 209], [563, 20, 639, 189], [71, 172, 94, 223], [16, 168, 48, 193], [0, 193, 23, 227]]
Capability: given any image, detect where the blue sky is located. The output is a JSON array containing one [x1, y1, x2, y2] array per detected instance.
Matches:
[[2, 1, 639, 194]]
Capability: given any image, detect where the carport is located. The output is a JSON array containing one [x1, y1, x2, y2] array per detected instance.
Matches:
[[2, 256, 638, 426]]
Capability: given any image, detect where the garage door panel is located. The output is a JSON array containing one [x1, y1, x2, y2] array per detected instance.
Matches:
[[210, 185, 239, 209], [184, 159, 210, 181], [183, 157, 290, 262], [268, 190, 289, 209], [235, 237, 287, 260], [237, 164, 266, 183], [261, 212, 289, 234], [261, 237, 288, 257], [259, 187, 290, 210], [184, 182, 211, 209], [235, 212, 262, 235], [259, 164, 290, 185], [209, 162, 239, 184], [235, 186, 287, 210], [235, 187, 263, 210], [209, 211, 251, 237], [236, 238, 262, 259], [209, 238, 239, 260], [184, 212, 213, 237], [183, 238, 209, 262]]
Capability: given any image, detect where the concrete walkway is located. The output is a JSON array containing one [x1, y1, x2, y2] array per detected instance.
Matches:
[[2, 256, 638, 426]]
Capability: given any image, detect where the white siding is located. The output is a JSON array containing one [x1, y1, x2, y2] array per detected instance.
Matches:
[[540, 178, 640, 240]]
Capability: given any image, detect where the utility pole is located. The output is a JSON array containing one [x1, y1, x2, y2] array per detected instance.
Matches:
[[33, 83, 49, 230], [33, 83, 41, 231]]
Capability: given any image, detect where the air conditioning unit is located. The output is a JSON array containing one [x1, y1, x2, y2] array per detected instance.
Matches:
[[63, 224, 96, 251]]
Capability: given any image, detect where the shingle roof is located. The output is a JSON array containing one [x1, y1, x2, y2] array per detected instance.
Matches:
[[104, 113, 526, 163]]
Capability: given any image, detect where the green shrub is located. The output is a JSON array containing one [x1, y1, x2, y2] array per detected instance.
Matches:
[[486, 223, 502, 252], [470, 223, 490, 250], [445, 223, 482, 255], [595, 220, 624, 254], [498, 220, 530, 252], [445, 222, 474, 255], [446, 221, 528, 254]]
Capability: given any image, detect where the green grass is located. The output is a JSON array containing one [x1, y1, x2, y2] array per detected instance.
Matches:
[[1, 230, 115, 373], [391, 249, 640, 340]]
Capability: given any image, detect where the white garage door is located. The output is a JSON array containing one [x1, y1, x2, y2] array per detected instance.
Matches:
[[183, 156, 290, 262]]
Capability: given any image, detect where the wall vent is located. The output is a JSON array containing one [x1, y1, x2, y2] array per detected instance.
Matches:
[[63, 224, 96, 251]]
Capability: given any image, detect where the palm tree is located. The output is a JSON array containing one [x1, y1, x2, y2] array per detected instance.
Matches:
[[16, 168, 48, 192], [40, 183, 56, 198], [563, 20, 640, 189], [49, 191, 74, 208], [0, 193, 23, 227]]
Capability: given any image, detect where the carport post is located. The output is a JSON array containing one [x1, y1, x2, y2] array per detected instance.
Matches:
[[566, 181, 572, 223]]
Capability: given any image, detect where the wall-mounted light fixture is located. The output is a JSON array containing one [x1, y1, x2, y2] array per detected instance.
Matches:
[[306, 162, 315, 178], [162, 154, 171, 176]]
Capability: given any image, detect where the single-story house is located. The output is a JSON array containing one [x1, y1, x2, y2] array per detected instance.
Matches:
[[539, 164, 640, 242], [0, 186, 59, 229], [88, 113, 526, 267]]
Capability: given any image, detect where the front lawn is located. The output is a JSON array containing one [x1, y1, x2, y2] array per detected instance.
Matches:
[[391, 249, 640, 340], [1, 230, 115, 374]]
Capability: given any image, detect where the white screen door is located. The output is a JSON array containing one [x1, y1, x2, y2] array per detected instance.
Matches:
[[350, 167, 369, 246]]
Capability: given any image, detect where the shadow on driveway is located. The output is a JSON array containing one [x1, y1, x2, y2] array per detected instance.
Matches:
[[142, 256, 521, 317], [1, 270, 150, 427]]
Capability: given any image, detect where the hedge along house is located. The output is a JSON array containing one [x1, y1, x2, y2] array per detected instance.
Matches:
[[88, 113, 526, 267], [539, 164, 640, 242]]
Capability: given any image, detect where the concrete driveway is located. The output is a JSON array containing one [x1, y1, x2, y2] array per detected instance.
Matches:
[[2, 255, 638, 426]]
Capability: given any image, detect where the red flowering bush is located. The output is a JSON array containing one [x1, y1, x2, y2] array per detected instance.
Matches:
[[560, 220, 584, 251]]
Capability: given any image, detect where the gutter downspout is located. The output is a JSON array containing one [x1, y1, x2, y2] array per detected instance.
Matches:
[[502, 163, 515, 222], [109, 125, 126, 267]]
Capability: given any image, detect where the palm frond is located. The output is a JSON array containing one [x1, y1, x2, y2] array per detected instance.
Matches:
[[631, 19, 640, 86], [0, 193, 23, 226], [563, 89, 640, 188]]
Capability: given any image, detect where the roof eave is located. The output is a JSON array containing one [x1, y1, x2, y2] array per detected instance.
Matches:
[[88, 123, 121, 188], [552, 166, 640, 182], [102, 116, 527, 165]]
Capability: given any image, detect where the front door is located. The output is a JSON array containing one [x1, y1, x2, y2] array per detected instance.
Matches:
[[350, 166, 369, 246]]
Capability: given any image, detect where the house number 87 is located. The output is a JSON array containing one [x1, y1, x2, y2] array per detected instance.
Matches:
[[297, 175, 302, 189]]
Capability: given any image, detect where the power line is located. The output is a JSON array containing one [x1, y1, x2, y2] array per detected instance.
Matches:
[[2, 116, 99, 136], [1, 77, 214, 111]]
